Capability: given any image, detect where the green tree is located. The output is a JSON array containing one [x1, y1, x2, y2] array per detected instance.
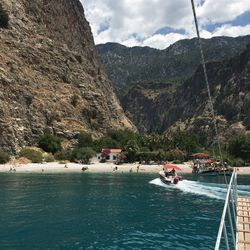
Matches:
[[171, 130, 199, 155], [0, 150, 10, 164], [166, 149, 186, 162], [0, 3, 9, 29], [19, 148, 43, 163], [124, 140, 139, 163], [107, 129, 140, 148], [137, 151, 158, 163], [54, 150, 72, 161], [38, 129, 62, 154], [71, 147, 96, 164], [77, 131, 93, 148], [94, 137, 119, 152], [143, 133, 163, 151], [228, 134, 250, 161], [157, 150, 167, 161], [44, 154, 55, 162]]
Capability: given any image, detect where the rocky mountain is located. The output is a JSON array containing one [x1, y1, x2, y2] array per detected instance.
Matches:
[[122, 44, 250, 145], [0, 0, 134, 153], [97, 36, 250, 98]]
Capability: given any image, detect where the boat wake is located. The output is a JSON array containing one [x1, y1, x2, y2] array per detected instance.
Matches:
[[149, 178, 250, 200]]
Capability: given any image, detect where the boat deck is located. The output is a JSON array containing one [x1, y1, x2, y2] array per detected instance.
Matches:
[[237, 196, 250, 250]]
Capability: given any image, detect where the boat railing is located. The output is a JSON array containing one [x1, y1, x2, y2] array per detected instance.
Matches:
[[214, 168, 237, 250]]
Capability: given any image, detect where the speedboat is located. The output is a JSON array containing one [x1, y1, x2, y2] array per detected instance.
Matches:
[[159, 171, 182, 185]]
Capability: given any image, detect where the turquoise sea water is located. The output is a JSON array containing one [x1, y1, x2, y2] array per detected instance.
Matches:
[[0, 173, 250, 250]]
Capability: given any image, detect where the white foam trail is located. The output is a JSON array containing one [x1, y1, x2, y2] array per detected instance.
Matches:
[[177, 180, 226, 200], [150, 178, 250, 200], [150, 178, 169, 188]]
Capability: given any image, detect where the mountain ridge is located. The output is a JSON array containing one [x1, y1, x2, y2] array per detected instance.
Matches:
[[97, 35, 250, 98], [122, 43, 250, 144]]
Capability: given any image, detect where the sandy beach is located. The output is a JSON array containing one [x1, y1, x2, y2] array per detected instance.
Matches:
[[0, 161, 193, 174], [0, 161, 249, 175]]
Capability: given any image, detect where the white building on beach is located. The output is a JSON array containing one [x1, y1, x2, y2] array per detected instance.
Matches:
[[97, 149, 122, 162]]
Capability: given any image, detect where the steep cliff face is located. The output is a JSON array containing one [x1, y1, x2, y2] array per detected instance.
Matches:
[[25, 0, 98, 68], [122, 82, 176, 133], [123, 45, 250, 145], [0, 0, 134, 153]]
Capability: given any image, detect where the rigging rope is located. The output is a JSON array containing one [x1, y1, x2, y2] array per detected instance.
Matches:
[[190, 0, 227, 183]]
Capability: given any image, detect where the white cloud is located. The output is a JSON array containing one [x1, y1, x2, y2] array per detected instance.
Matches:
[[142, 33, 187, 49], [81, 0, 250, 49], [197, 0, 250, 25], [212, 24, 250, 37], [122, 37, 141, 47]]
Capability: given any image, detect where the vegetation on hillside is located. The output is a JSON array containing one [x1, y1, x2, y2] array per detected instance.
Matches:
[[76, 132, 93, 148], [38, 128, 62, 154], [97, 37, 250, 98], [9, 129, 248, 167], [0, 3, 9, 29], [0, 150, 10, 164], [19, 148, 43, 163], [75, 129, 199, 163], [70, 132, 95, 163], [70, 94, 80, 107], [228, 134, 250, 162], [71, 147, 96, 164]]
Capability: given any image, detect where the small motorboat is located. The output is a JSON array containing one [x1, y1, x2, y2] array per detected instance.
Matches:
[[159, 164, 183, 185], [159, 170, 182, 185]]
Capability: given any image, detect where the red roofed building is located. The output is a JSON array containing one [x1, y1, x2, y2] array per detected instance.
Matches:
[[109, 149, 122, 153], [191, 153, 210, 159], [98, 148, 122, 162]]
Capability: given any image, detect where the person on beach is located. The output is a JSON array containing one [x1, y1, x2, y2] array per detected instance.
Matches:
[[64, 164, 68, 168], [137, 164, 140, 172]]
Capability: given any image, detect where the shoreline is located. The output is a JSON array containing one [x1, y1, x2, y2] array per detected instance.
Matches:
[[0, 162, 250, 175], [0, 162, 191, 174]]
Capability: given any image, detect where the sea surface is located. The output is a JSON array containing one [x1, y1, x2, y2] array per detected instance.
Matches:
[[0, 173, 250, 250]]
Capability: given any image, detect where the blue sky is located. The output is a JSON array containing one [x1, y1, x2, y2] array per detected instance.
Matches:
[[82, 0, 250, 49]]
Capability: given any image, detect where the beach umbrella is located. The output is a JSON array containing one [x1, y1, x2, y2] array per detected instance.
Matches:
[[163, 164, 181, 171]]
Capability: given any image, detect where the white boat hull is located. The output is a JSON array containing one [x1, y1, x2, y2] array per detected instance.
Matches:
[[159, 171, 182, 185]]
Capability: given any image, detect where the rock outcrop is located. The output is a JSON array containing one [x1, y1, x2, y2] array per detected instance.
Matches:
[[0, 0, 134, 153], [122, 82, 176, 133]]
